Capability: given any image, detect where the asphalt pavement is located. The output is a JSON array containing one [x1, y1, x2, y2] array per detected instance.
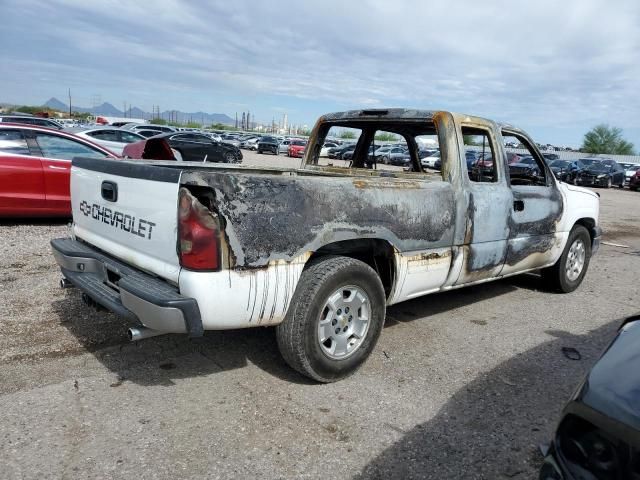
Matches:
[[1, 183, 638, 479]]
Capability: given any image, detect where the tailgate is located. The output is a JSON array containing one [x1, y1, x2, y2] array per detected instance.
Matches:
[[71, 157, 182, 283]]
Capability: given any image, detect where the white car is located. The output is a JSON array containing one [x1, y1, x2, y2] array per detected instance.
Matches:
[[320, 142, 339, 157], [619, 162, 640, 186], [421, 151, 441, 168], [67, 127, 145, 155]]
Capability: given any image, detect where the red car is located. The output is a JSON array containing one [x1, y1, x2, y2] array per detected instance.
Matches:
[[287, 139, 307, 158], [630, 169, 640, 191], [0, 124, 117, 217]]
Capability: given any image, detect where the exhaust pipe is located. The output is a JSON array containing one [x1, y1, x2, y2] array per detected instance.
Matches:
[[128, 326, 165, 342], [60, 277, 74, 289]]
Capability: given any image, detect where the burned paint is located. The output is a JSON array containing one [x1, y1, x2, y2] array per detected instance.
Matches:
[[181, 171, 456, 268]]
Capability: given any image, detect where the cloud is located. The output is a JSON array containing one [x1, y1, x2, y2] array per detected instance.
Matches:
[[2, 0, 639, 145]]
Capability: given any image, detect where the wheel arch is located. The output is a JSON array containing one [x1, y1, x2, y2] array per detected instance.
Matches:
[[573, 217, 597, 243], [307, 239, 397, 299]]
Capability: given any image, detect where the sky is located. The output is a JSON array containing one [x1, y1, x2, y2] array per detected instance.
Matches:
[[1, 0, 639, 148]]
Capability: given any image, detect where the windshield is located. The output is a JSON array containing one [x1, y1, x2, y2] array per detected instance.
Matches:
[[550, 160, 570, 168]]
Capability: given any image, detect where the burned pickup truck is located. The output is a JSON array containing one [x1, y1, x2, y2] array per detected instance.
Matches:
[[51, 109, 601, 382]]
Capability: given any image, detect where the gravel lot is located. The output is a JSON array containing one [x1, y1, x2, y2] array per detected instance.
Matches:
[[1, 177, 638, 479]]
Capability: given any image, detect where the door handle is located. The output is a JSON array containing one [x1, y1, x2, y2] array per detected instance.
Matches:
[[513, 200, 524, 212], [101, 181, 118, 202]]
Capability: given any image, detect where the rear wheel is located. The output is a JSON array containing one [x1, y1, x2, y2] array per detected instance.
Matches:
[[276, 256, 386, 382], [224, 151, 235, 163], [541, 225, 591, 293]]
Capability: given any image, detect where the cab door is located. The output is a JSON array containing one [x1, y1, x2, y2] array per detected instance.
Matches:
[[454, 120, 512, 285], [500, 130, 564, 275], [0, 128, 45, 214]]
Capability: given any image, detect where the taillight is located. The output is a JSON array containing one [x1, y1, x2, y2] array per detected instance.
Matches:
[[178, 188, 221, 271]]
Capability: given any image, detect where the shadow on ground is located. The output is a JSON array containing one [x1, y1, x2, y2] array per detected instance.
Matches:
[[355, 319, 622, 480], [52, 273, 542, 388]]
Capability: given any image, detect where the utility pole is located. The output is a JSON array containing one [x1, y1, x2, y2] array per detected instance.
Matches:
[[68, 88, 72, 117], [235, 112, 238, 129]]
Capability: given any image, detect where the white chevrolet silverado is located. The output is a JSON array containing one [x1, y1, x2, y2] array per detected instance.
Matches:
[[52, 109, 601, 382]]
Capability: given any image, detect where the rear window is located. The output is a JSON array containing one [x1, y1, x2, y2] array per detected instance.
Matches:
[[305, 121, 442, 180]]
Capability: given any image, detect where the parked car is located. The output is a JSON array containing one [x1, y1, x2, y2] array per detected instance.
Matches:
[[288, 139, 307, 158], [381, 147, 411, 166], [540, 314, 640, 480], [542, 153, 560, 162], [123, 132, 242, 163], [121, 123, 175, 133], [420, 150, 441, 168], [576, 158, 625, 188], [508, 157, 542, 184], [240, 137, 260, 150], [617, 162, 640, 186], [278, 139, 291, 154], [320, 142, 339, 157], [66, 127, 145, 155], [327, 144, 353, 159], [0, 115, 63, 130], [132, 129, 163, 138], [630, 169, 640, 191], [0, 124, 116, 216], [257, 136, 280, 155], [548, 160, 573, 182], [52, 108, 600, 382]]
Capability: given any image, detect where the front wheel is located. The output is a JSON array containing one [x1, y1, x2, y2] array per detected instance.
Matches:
[[606, 177, 612, 188], [276, 256, 386, 382], [541, 225, 591, 293]]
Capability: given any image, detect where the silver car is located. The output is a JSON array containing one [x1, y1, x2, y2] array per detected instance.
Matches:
[[66, 127, 145, 155]]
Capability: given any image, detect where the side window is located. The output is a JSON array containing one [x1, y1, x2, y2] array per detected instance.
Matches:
[[34, 133, 109, 159], [462, 127, 497, 183], [502, 132, 547, 186], [89, 130, 119, 142], [119, 131, 143, 143], [0, 129, 31, 155]]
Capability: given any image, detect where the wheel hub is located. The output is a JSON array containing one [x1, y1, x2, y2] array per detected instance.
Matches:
[[566, 238, 586, 282], [317, 286, 370, 360]]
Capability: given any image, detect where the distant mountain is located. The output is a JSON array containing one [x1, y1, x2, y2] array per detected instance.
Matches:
[[44, 97, 68, 111], [43, 97, 235, 125]]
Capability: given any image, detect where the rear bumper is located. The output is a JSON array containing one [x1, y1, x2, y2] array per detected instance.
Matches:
[[51, 238, 203, 337]]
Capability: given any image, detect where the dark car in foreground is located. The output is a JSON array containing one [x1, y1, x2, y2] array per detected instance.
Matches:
[[257, 136, 279, 155], [123, 132, 242, 163], [540, 314, 640, 480], [576, 158, 625, 188]]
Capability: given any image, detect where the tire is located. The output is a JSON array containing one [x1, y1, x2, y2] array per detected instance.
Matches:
[[541, 225, 591, 293], [276, 256, 386, 383], [258, 149, 262, 154], [606, 178, 612, 188], [224, 151, 235, 163]]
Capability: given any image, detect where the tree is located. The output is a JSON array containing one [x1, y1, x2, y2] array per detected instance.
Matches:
[[581, 124, 635, 155], [374, 132, 397, 142], [150, 118, 168, 125], [340, 130, 357, 139]]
